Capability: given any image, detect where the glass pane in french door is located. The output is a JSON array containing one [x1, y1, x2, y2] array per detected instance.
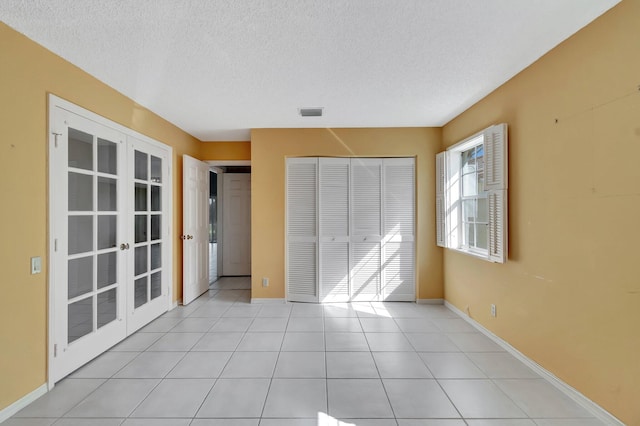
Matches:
[[67, 127, 120, 345], [132, 150, 164, 312]]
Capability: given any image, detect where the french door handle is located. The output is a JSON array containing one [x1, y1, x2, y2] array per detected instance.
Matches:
[[119, 243, 130, 250], [182, 234, 194, 240]]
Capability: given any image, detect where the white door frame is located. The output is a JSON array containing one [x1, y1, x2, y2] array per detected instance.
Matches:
[[205, 161, 251, 280], [209, 166, 223, 283], [48, 95, 173, 389]]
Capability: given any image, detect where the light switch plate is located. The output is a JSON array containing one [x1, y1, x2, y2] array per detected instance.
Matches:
[[31, 256, 42, 274]]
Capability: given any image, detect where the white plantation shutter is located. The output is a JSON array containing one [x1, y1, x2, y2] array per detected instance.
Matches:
[[435, 151, 447, 247], [488, 189, 507, 263], [319, 158, 350, 302], [382, 158, 415, 301], [483, 124, 508, 191], [484, 124, 508, 263], [286, 158, 318, 302], [350, 158, 382, 300]]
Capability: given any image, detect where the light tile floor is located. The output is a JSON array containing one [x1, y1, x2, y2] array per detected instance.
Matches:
[[9, 278, 604, 426]]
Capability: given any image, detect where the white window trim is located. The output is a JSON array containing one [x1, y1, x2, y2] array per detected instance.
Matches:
[[437, 124, 508, 263]]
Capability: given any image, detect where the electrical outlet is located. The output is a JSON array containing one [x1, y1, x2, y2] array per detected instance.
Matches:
[[490, 304, 497, 317], [262, 277, 269, 287]]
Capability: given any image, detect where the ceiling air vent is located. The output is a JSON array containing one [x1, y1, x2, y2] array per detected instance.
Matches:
[[299, 107, 323, 117]]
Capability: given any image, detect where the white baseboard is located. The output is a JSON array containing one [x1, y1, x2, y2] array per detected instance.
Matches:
[[0, 383, 47, 423], [251, 298, 286, 304], [417, 298, 444, 305], [444, 301, 624, 426]]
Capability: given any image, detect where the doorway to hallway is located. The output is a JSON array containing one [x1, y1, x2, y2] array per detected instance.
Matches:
[[207, 162, 251, 288]]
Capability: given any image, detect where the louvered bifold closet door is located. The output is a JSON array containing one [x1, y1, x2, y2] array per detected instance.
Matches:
[[286, 158, 318, 302], [350, 158, 383, 301], [319, 158, 350, 302], [382, 158, 416, 301]]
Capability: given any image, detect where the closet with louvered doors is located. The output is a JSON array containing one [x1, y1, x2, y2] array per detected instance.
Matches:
[[286, 157, 415, 302]]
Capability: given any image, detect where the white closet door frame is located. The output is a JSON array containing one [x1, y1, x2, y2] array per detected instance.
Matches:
[[48, 95, 173, 387]]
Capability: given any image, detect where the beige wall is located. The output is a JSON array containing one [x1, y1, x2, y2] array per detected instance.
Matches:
[[250, 128, 442, 300], [441, 1, 639, 423], [200, 141, 251, 161], [2, 0, 637, 422], [0, 23, 201, 410]]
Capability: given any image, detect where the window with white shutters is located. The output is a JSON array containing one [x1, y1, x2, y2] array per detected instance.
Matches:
[[437, 124, 508, 263]]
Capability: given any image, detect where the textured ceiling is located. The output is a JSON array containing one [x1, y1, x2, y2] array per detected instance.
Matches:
[[1, 0, 620, 141]]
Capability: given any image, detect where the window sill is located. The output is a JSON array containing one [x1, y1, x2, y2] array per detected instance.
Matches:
[[448, 246, 489, 262]]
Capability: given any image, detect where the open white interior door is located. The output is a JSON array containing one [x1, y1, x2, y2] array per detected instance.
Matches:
[[182, 155, 210, 305]]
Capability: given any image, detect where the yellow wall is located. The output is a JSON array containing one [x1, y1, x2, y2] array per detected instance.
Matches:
[[250, 128, 442, 300], [0, 23, 201, 410], [441, 1, 639, 423], [200, 141, 251, 161]]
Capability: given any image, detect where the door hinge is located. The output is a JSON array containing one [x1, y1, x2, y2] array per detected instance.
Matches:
[[54, 344, 57, 357], [51, 132, 62, 148], [54, 239, 58, 252]]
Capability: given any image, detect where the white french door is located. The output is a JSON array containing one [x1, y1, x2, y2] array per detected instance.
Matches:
[[182, 155, 210, 305], [286, 157, 415, 303], [126, 138, 172, 332], [50, 108, 127, 382], [49, 96, 172, 382]]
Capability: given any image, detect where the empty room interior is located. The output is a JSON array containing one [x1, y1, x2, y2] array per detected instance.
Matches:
[[0, 1, 638, 425]]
